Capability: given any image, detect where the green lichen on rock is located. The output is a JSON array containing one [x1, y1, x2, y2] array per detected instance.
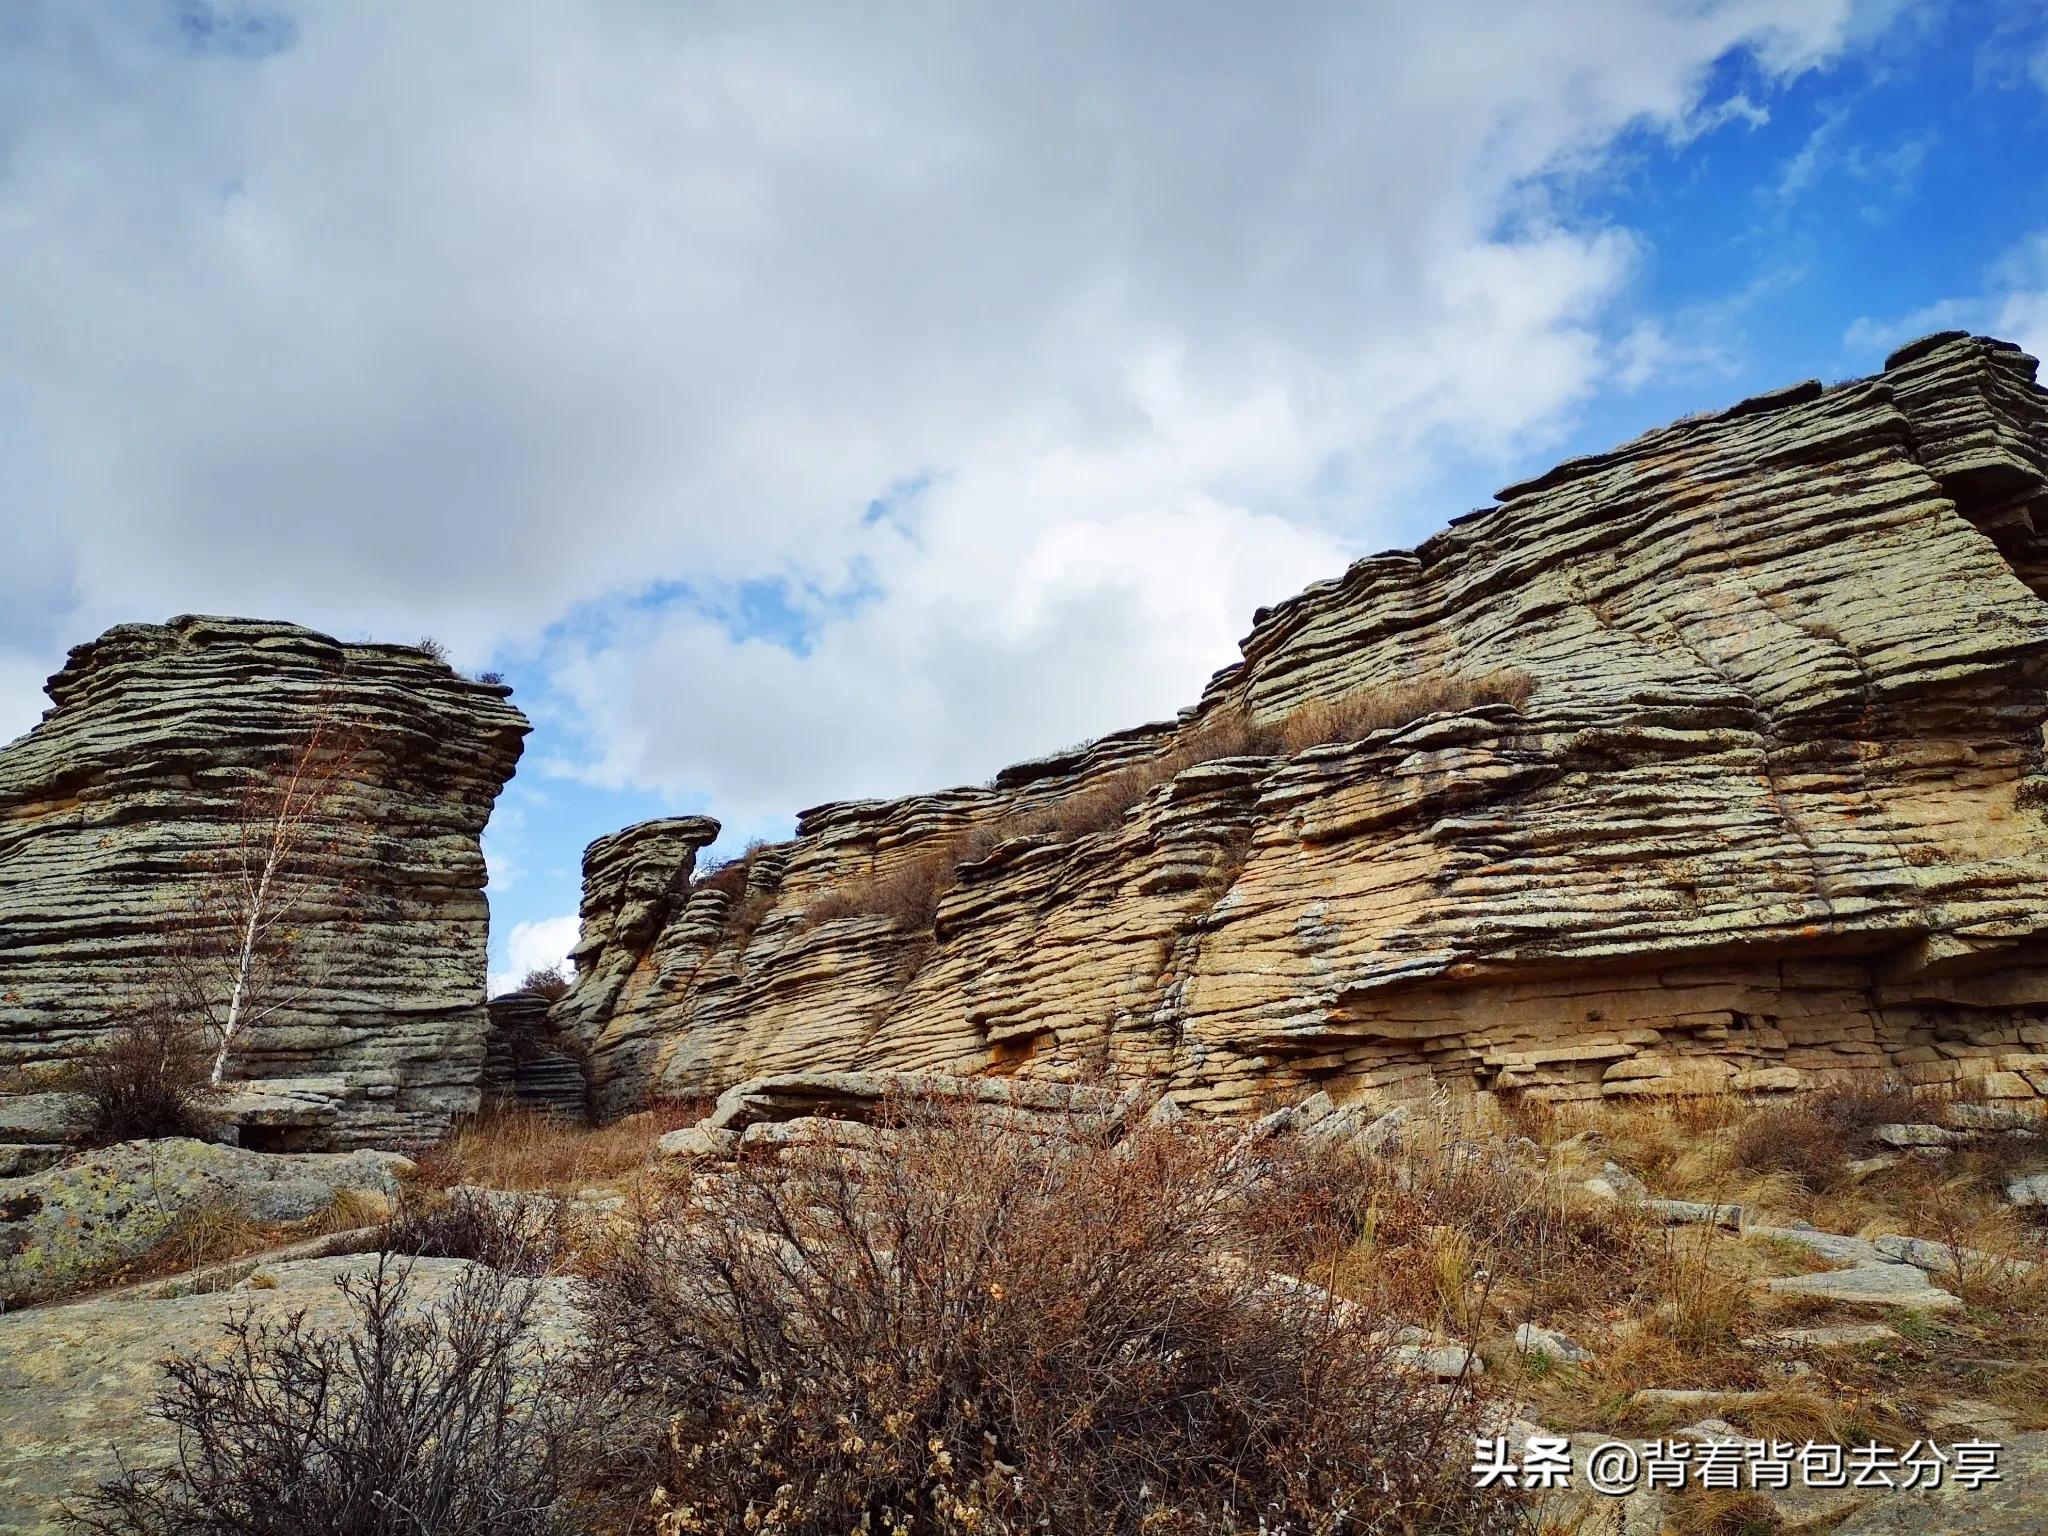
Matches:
[[0, 1138, 412, 1305]]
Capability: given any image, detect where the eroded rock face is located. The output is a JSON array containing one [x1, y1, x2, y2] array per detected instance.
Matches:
[[482, 990, 589, 1120], [0, 617, 528, 1145], [562, 334, 2048, 1120]]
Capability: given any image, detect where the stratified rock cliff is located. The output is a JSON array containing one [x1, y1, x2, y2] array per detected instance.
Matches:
[[482, 990, 588, 1120], [0, 617, 528, 1146], [559, 333, 2048, 1121]]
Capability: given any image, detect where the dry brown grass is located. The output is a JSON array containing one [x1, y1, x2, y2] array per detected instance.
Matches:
[[1266, 670, 1535, 755], [577, 1099, 1516, 1535], [1663, 1489, 1786, 1536], [413, 1104, 702, 1194], [1477, 1085, 2048, 1445], [803, 668, 1535, 930], [1329, 1104, 1653, 1341]]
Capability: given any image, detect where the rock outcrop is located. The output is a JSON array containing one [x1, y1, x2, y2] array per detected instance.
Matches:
[[560, 333, 2048, 1121], [0, 617, 527, 1145], [482, 990, 589, 1120], [0, 1137, 414, 1305]]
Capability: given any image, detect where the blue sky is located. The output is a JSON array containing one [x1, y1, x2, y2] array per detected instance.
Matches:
[[2, 1, 2046, 990]]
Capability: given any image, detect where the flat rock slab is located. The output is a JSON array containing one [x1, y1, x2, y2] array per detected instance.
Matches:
[[1748, 1224, 1887, 1266], [1646, 1198, 1744, 1229], [1831, 1432, 2048, 1534], [702, 1070, 1133, 1134], [0, 1137, 412, 1305], [0, 1253, 546, 1536], [1874, 1123, 1969, 1149], [1762, 1261, 1961, 1311], [1872, 1234, 2037, 1279], [0, 1094, 89, 1144], [1752, 1322, 1899, 1349]]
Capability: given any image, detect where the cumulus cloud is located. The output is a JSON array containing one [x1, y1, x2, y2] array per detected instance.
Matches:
[[0, 0, 1876, 823], [0, 652, 54, 749], [487, 914, 583, 1000], [1842, 230, 2048, 365]]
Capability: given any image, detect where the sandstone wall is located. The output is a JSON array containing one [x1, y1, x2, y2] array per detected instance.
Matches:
[[559, 333, 2048, 1120], [482, 990, 589, 1120], [0, 617, 528, 1146]]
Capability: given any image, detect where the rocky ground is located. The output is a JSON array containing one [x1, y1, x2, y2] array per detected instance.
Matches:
[[0, 1076, 2042, 1532]]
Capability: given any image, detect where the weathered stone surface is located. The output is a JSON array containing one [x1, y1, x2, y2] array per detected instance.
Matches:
[[559, 335, 2048, 1120], [0, 617, 527, 1146], [1513, 1321, 1591, 1363], [1830, 1431, 2048, 1535], [0, 1253, 572, 1536], [1762, 1260, 1962, 1310], [482, 990, 588, 1121], [1751, 1321, 1898, 1349], [0, 1093, 89, 1175], [1748, 1224, 1887, 1266], [0, 1137, 412, 1304], [2007, 1171, 2048, 1206], [700, 1068, 1134, 1136], [1645, 1198, 1744, 1229], [1875, 1122, 1968, 1148], [1872, 1232, 2036, 1278]]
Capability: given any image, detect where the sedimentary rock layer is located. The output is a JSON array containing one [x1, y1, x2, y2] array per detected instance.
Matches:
[[483, 990, 589, 1121], [0, 617, 527, 1145], [560, 333, 2048, 1120]]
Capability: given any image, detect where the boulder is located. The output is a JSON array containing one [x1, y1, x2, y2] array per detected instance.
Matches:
[[1513, 1322, 1591, 1364], [0, 1137, 413, 1304], [2005, 1172, 2048, 1208]]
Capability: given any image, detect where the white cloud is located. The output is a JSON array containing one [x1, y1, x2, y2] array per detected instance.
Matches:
[[0, 652, 54, 749], [1843, 230, 2048, 365], [488, 914, 582, 999], [1, 0, 1877, 825]]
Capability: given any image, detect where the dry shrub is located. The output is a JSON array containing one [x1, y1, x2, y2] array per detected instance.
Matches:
[[804, 844, 957, 930], [516, 967, 572, 1001], [73, 1010, 221, 1146], [1732, 1081, 1932, 1192], [376, 1187, 571, 1277], [1336, 1111, 1647, 1331], [694, 840, 779, 945], [413, 1105, 698, 1193], [73, 1255, 584, 1536], [578, 1104, 1514, 1535]]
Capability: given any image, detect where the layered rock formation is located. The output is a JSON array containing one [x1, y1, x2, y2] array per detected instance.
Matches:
[[482, 990, 589, 1120], [0, 617, 527, 1146], [560, 333, 2048, 1120]]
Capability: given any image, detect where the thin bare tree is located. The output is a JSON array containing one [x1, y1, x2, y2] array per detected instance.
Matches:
[[160, 693, 383, 1087]]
